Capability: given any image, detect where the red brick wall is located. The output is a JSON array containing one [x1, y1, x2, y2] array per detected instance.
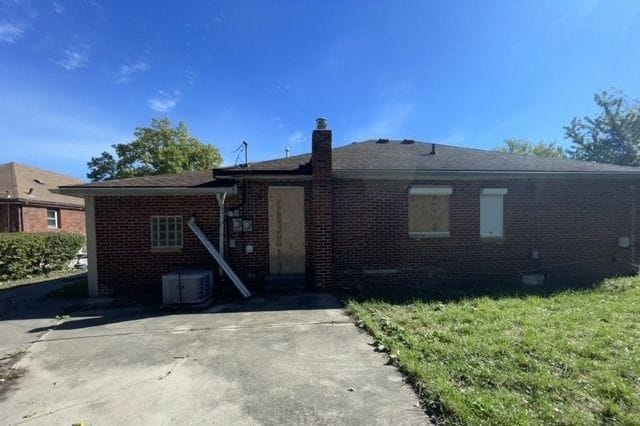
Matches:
[[61, 209, 86, 234], [20, 205, 85, 234], [93, 177, 640, 297], [332, 178, 639, 289], [94, 182, 312, 296], [95, 196, 220, 296]]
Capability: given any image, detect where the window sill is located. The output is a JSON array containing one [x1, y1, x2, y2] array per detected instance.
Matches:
[[409, 231, 450, 239], [151, 247, 183, 253]]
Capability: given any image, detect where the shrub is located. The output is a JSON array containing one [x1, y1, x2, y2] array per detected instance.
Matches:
[[0, 232, 85, 281]]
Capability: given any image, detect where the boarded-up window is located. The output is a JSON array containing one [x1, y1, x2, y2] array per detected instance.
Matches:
[[409, 186, 452, 237], [480, 188, 507, 238]]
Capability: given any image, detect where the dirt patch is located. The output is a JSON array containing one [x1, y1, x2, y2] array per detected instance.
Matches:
[[0, 352, 26, 397]]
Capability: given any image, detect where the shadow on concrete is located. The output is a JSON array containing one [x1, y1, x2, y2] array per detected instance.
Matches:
[[0, 274, 88, 321], [25, 292, 344, 333]]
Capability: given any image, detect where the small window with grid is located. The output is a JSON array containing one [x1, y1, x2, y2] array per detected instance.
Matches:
[[151, 216, 183, 249]]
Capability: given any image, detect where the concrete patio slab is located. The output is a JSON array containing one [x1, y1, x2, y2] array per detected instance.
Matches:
[[0, 294, 427, 425]]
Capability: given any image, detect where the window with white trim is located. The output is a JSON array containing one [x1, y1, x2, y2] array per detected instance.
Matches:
[[47, 209, 60, 228], [408, 186, 452, 237], [151, 216, 183, 249], [480, 188, 507, 238]]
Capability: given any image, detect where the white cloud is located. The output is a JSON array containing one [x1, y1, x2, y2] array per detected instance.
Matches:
[[57, 45, 90, 70], [346, 103, 414, 141], [113, 60, 148, 84], [288, 130, 304, 145], [52, 2, 65, 14], [148, 90, 181, 113], [0, 21, 24, 43]]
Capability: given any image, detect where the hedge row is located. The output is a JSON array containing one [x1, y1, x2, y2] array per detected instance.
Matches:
[[0, 232, 85, 281]]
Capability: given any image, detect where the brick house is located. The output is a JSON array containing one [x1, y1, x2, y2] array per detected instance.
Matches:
[[58, 119, 640, 298], [0, 162, 85, 234]]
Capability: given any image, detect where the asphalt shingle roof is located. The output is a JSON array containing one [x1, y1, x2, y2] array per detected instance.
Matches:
[[0, 162, 85, 207], [223, 139, 640, 173], [61, 140, 640, 190], [74, 170, 218, 188]]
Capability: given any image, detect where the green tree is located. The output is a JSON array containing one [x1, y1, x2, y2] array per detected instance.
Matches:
[[495, 138, 568, 159], [87, 118, 223, 181], [565, 90, 640, 166]]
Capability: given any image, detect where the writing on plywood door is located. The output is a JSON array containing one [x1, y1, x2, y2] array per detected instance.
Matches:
[[268, 187, 305, 275]]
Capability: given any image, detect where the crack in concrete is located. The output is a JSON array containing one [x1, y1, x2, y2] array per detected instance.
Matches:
[[157, 355, 189, 380], [11, 348, 197, 424]]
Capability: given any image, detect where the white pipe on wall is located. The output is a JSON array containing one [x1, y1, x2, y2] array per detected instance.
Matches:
[[216, 192, 227, 258]]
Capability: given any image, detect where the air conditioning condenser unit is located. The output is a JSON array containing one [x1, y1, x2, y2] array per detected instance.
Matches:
[[162, 269, 213, 306]]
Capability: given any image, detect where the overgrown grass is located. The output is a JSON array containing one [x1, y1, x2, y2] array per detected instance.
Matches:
[[0, 270, 85, 290], [347, 277, 640, 425]]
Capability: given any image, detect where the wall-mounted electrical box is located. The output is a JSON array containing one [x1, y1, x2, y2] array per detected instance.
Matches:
[[245, 244, 253, 254], [232, 218, 242, 232], [243, 220, 253, 232]]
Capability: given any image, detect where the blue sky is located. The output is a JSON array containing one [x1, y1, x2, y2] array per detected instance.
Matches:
[[1, 0, 639, 179]]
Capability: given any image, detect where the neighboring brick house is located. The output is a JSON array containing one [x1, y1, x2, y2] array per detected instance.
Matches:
[[0, 162, 85, 234], [59, 119, 640, 298]]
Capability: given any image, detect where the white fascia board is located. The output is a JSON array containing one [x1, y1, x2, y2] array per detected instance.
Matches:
[[481, 188, 508, 195], [410, 186, 453, 196]]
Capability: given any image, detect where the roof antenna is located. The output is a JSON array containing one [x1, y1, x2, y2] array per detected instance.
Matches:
[[431, 143, 437, 155], [285, 147, 290, 158], [242, 141, 248, 167]]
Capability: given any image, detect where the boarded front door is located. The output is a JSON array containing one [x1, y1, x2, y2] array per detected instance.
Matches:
[[268, 186, 305, 275]]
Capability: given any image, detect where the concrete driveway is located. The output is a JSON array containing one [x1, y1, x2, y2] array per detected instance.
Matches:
[[0, 294, 426, 425]]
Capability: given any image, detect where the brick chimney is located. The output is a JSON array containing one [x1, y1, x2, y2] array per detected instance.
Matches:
[[312, 117, 333, 288]]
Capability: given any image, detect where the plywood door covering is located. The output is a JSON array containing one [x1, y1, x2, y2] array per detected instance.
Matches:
[[268, 187, 306, 274]]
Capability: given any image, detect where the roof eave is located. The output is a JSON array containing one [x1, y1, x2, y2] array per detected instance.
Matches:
[[54, 185, 238, 197], [0, 197, 84, 209]]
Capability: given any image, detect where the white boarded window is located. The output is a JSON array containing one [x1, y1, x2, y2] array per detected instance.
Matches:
[[409, 186, 452, 237], [151, 216, 183, 249], [480, 188, 507, 238]]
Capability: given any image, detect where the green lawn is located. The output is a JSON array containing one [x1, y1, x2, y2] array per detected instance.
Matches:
[[0, 270, 85, 291], [347, 277, 640, 425]]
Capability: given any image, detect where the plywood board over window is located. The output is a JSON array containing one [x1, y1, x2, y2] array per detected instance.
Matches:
[[409, 186, 452, 237]]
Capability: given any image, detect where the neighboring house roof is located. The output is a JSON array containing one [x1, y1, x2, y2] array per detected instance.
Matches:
[[0, 162, 85, 208], [57, 140, 640, 194]]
